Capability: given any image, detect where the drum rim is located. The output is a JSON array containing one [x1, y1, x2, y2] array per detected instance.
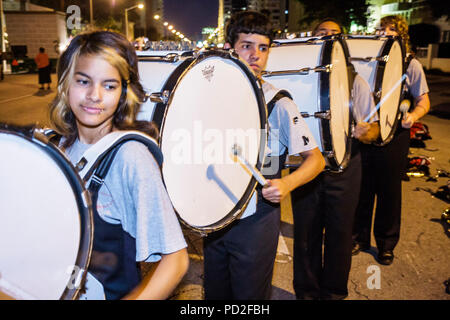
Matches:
[[372, 37, 405, 146], [153, 50, 268, 234], [319, 37, 353, 173], [0, 125, 94, 300]]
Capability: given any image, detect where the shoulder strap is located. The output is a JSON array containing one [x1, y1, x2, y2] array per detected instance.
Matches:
[[405, 54, 414, 70], [267, 89, 293, 117], [76, 131, 163, 183]]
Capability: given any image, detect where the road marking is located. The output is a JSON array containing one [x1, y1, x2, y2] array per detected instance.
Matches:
[[0, 94, 34, 104]]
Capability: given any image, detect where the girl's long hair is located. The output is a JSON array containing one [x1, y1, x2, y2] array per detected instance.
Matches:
[[49, 30, 158, 148], [380, 15, 411, 54]]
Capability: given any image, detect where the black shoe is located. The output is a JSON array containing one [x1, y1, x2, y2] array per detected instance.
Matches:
[[377, 250, 394, 265], [352, 242, 370, 256]]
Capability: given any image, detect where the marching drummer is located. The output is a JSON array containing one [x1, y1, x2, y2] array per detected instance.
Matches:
[[353, 15, 430, 265], [49, 31, 189, 300], [290, 18, 380, 300], [202, 11, 325, 300]]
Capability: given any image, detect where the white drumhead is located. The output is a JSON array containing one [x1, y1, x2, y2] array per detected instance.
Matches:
[[0, 133, 81, 299], [329, 41, 350, 165], [379, 40, 403, 141], [160, 55, 263, 228]]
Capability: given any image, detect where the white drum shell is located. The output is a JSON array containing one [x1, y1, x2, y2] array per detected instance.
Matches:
[[137, 51, 189, 121], [264, 38, 351, 170]]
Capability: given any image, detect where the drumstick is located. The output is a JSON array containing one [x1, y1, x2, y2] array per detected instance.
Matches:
[[231, 144, 269, 187], [363, 73, 407, 123]]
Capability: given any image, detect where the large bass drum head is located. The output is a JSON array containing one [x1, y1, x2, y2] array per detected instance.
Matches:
[[159, 52, 266, 232], [0, 129, 92, 300], [379, 40, 403, 143], [329, 40, 351, 168]]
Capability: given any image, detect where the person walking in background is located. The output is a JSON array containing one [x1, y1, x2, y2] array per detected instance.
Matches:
[[35, 47, 51, 90]]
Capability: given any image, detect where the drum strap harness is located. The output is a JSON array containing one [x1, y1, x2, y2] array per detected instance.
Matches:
[[47, 130, 163, 300], [84, 132, 163, 300], [262, 90, 292, 181]]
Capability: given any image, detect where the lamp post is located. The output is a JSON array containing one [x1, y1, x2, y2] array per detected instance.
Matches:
[[125, 3, 144, 41], [90, 0, 93, 25]]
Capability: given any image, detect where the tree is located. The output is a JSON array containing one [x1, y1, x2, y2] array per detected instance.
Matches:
[[294, 0, 370, 31]]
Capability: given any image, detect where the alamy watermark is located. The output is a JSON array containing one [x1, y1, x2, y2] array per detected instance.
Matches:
[[366, 265, 381, 290], [66, 5, 81, 30]]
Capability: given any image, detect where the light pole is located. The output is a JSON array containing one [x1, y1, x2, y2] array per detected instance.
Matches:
[[125, 3, 144, 41], [90, 0, 93, 25]]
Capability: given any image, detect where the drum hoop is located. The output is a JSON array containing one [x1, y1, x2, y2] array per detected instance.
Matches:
[[156, 50, 268, 234], [318, 39, 353, 172], [0, 125, 94, 300], [372, 37, 405, 146]]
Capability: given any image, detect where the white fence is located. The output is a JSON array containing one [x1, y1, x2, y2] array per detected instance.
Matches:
[[416, 44, 450, 73]]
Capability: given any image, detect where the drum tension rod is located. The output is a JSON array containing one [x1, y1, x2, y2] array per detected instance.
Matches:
[[300, 110, 331, 120], [262, 64, 332, 77], [349, 55, 389, 63]]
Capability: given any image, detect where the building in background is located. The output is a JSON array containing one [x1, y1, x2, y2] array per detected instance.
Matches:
[[3, 0, 67, 59], [219, 0, 305, 41]]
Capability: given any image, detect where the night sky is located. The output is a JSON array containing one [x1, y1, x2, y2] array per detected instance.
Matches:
[[163, 0, 219, 40]]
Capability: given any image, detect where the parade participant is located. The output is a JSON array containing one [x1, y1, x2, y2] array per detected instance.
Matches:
[[35, 47, 51, 90], [352, 15, 430, 265], [49, 30, 189, 300], [203, 11, 325, 300], [291, 18, 380, 300]]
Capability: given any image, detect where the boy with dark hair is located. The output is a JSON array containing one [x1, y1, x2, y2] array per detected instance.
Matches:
[[202, 11, 325, 300]]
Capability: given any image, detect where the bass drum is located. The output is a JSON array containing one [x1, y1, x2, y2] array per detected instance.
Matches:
[[0, 125, 93, 300], [263, 36, 353, 172], [345, 35, 405, 145], [138, 50, 267, 235]]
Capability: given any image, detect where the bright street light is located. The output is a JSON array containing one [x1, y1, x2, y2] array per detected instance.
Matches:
[[124, 3, 144, 41]]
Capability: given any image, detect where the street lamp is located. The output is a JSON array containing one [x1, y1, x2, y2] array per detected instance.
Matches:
[[125, 3, 144, 41]]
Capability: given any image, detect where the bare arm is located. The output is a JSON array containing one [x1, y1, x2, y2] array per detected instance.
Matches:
[[262, 147, 325, 203], [402, 93, 430, 128], [123, 248, 189, 300]]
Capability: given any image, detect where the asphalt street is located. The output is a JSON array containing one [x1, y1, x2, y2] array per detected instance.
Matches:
[[0, 72, 449, 301]]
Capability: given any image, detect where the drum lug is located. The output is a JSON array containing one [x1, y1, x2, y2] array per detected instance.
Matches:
[[229, 49, 239, 60], [377, 55, 389, 63], [314, 110, 331, 120], [32, 128, 49, 145], [148, 90, 170, 104], [375, 90, 382, 99], [314, 64, 332, 73], [163, 53, 180, 63], [323, 151, 335, 158]]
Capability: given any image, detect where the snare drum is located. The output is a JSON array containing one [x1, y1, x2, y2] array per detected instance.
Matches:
[[263, 36, 353, 172], [0, 125, 93, 300], [138, 50, 267, 234], [345, 36, 405, 145]]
